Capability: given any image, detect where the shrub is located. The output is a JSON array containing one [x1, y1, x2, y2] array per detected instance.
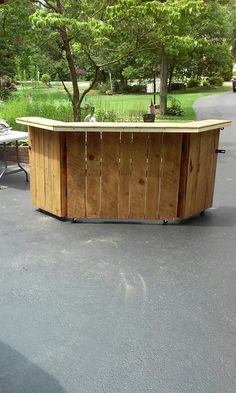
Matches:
[[41, 73, 51, 86], [208, 76, 224, 86], [166, 96, 185, 116], [169, 82, 186, 91], [202, 80, 210, 87], [97, 82, 111, 94], [126, 84, 146, 94], [187, 78, 201, 88], [0, 76, 17, 100]]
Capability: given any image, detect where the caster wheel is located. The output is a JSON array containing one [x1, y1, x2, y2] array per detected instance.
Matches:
[[200, 211, 205, 216], [71, 218, 77, 223], [163, 219, 168, 225]]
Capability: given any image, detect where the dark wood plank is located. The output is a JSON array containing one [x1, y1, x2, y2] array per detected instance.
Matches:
[[86, 132, 101, 218], [204, 129, 220, 209], [129, 133, 148, 219], [145, 133, 162, 219], [158, 133, 183, 220], [66, 132, 86, 218], [100, 132, 119, 218], [118, 133, 132, 218]]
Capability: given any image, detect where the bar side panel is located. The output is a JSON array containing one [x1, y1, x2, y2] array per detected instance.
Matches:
[[28, 127, 65, 217]]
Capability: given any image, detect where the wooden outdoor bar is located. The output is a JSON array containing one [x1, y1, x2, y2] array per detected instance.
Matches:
[[16, 117, 231, 222]]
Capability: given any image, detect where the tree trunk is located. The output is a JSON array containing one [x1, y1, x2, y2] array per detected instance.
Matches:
[[168, 62, 175, 92], [160, 50, 168, 115], [60, 28, 81, 121]]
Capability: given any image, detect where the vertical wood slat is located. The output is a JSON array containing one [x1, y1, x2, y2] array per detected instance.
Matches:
[[158, 133, 183, 220], [86, 132, 101, 218], [60, 133, 67, 217], [204, 129, 220, 209], [28, 126, 37, 206], [194, 131, 212, 214], [145, 133, 162, 220], [178, 133, 201, 218], [129, 133, 148, 219], [66, 133, 86, 218], [118, 133, 132, 219], [100, 132, 120, 218], [43, 128, 51, 213]]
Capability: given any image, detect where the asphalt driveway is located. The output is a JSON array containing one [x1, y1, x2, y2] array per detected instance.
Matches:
[[0, 91, 236, 393]]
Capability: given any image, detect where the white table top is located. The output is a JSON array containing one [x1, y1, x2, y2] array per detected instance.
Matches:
[[0, 130, 28, 143]]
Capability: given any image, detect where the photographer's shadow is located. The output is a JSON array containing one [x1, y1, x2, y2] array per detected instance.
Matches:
[[0, 341, 67, 393]]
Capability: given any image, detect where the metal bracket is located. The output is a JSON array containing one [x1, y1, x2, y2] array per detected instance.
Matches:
[[215, 149, 226, 154]]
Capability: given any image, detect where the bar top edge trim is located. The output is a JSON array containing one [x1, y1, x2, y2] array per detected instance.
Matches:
[[16, 117, 232, 133]]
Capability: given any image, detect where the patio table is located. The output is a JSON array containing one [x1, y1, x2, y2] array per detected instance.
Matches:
[[16, 117, 231, 222], [0, 130, 29, 182]]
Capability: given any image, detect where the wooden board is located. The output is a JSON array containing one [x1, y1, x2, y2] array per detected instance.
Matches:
[[28, 127, 66, 217], [145, 133, 162, 219], [118, 133, 132, 218], [129, 133, 148, 219], [100, 132, 119, 218], [178, 133, 201, 218], [204, 129, 220, 209], [86, 132, 101, 218], [178, 129, 220, 218], [158, 133, 183, 220], [66, 133, 86, 218]]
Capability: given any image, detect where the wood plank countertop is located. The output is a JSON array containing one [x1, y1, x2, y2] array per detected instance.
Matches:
[[16, 117, 231, 133]]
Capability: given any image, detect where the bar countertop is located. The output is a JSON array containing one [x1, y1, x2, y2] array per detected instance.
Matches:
[[16, 117, 231, 133]]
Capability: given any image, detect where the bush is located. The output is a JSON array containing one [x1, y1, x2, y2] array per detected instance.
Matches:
[[0, 76, 17, 100], [169, 82, 186, 91], [187, 78, 201, 88], [202, 80, 210, 87], [126, 84, 146, 94], [166, 96, 185, 116], [97, 82, 111, 94], [208, 76, 224, 86], [41, 73, 51, 86]]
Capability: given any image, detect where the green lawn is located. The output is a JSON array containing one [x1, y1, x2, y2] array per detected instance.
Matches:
[[0, 83, 231, 131]]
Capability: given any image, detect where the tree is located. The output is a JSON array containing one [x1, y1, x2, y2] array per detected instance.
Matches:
[[0, 0, 35, 78], [30, 0, 152, 120]]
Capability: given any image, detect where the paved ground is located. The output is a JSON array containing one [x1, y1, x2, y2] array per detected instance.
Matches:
[[0, 92, 236, 393]]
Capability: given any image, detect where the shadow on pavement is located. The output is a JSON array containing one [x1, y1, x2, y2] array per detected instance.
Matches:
[[180, 206, 236, 227], [0, 342, 67, 393], [0, 164, 29, 191]]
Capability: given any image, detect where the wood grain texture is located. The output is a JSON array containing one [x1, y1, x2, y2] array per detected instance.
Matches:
[[193, 131, 212, 214], [204, 129, 220, 209], [178, 130, 220, 218], [28, 128, 66, 217], [66, 133, 85, 218], [118, 133, 132, 218], [178, 133, 202, 218], [145, 133, 162, 219], [28, 127, 37, 206], [129, 133, 148, 219], [158, 133, 183, 220], [100, 132, 119, 218], [86, 132, 101, 218]]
